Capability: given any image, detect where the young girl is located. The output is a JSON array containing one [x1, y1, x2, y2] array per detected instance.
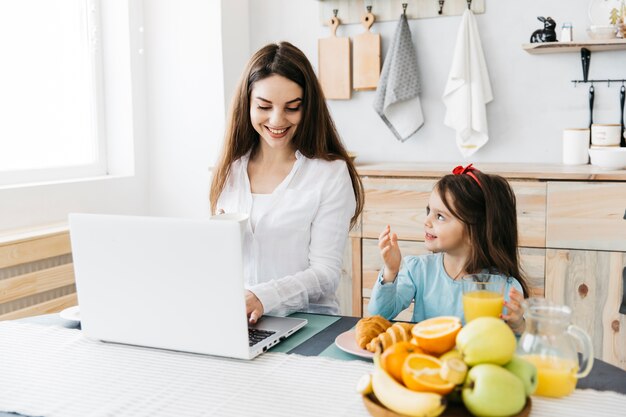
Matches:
[[210, 42, 364, 323], [368, 164, 528, 334]]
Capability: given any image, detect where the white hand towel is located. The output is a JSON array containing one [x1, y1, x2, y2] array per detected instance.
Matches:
[[443, 9, 493, 157], [373, 14, 424, 142]]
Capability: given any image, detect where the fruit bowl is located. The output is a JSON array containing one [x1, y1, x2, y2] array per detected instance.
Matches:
[[362, 392, 532, 417]]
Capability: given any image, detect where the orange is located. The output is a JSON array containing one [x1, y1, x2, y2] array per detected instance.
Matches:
[[380, 341, 424, 383], [411, 316, 462, 356], [401, 353, 455, 395]]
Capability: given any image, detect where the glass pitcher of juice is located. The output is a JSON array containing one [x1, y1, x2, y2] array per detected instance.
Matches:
[[517, 298, 594, 398]]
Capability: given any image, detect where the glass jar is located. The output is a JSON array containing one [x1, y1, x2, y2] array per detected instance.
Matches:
[[516, 298, 593, 397], [561, 22, 573, 42]]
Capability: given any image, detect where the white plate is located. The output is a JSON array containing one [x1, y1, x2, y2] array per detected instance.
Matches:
[[334, 329, 374, 359], [59, 305, 80, 322], [588, 0, 622, 25]]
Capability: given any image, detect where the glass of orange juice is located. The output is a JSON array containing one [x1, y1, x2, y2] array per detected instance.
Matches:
[[461, 274, 506, 323]]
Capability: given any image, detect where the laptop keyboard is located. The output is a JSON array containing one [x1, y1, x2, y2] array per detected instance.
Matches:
[[248, 328, 276, 347]]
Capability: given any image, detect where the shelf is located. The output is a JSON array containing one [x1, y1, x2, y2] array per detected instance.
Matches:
[[522, 39, 626, 54]]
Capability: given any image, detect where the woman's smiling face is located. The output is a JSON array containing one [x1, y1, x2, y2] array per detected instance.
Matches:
[[249, 74, 303, 151]]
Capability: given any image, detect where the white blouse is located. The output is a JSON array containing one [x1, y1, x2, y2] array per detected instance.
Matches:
[[250, 193, 273, 233], [216, 151, 356, 316]]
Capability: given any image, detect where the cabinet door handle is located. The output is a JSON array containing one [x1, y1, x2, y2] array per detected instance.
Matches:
[[621, 267, 626, 315]]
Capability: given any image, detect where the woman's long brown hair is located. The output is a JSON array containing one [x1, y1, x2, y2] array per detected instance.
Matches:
[[435, 171, 531, 297], [209, 41, 363, 229]]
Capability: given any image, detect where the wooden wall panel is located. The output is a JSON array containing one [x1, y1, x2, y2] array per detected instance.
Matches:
[[0, 232, 71, 269], [0, 230, 76, 321]]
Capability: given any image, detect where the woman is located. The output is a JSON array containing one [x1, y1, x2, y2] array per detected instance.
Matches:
[[210, 42, 363, 323]]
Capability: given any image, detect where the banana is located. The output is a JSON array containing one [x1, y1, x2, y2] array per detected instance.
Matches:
[[440, 358, 468, 385], [372, 354, 446, 417], [356, 373, 373, 395]]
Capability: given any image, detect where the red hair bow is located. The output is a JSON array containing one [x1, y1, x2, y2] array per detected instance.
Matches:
[[452, 163, 482, 187]]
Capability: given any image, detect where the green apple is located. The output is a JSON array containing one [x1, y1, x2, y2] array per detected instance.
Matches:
[[456, 317, 516, 366], [462, 364, 526, 417], [504, 356, 538, 396]]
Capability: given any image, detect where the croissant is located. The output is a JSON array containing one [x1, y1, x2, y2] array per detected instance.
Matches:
[[365, 322, 415, 353], [355, 315, 392, 349]]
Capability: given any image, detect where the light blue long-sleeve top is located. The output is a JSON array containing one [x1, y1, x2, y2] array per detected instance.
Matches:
[[367, 252, 523, 323]]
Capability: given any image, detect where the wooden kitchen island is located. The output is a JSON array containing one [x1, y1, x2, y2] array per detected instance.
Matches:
[[348, 162, 626, 370]]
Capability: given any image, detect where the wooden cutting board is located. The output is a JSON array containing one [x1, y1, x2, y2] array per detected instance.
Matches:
[[353, 11, 380, 91], [318, 15, 351, 100]]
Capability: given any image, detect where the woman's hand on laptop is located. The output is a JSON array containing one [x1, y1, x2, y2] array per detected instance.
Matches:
[[245, 290, 264, 324]]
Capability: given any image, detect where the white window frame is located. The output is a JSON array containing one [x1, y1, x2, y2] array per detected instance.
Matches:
[[0, 0, 108, 187], [0, 0, 146, 232]]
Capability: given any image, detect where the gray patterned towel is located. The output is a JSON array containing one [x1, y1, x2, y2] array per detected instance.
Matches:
[[373, 14, 424, 142]]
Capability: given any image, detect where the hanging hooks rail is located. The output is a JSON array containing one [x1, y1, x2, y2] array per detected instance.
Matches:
[[318, 1, 486, 25], [438, 0, 445, 15], [402, 3, 408, 16], [467, 0, 472, 10], [572, 79, 626, 87]]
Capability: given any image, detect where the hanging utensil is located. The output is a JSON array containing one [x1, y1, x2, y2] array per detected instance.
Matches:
[[619, 84, 626, 148], [353, 5, 381, 91], [581, 48, 591, 83], [589, 84, 595, 129], [318, 9, 351, 99]]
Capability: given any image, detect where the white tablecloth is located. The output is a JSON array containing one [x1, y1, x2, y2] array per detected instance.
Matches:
[[0, 322, 624, 417]]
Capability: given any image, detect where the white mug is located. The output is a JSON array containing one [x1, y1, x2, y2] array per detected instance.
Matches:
[[562, 128, 590, 165], [591, 124, 621, 146]]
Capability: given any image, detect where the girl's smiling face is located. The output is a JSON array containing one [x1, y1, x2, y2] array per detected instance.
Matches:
[[423, 189, 469, 255], [249, 74, 303, 152]]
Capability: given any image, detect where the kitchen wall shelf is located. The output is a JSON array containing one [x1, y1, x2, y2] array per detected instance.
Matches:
[[523, 39, 626, 54]]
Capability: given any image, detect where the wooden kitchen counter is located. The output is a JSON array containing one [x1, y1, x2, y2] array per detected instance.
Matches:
[[356, 162, 626, 181]]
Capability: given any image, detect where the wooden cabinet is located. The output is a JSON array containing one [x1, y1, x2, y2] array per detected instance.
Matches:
[[346, 163, 626, 370], [546, 182, 626, 252], [361, 177, 546, 247], [546, 249, 626, 370]]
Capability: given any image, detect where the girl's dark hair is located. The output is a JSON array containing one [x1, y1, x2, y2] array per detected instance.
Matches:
[[434, 171, 530, 297], [209, 41, 364, 229]]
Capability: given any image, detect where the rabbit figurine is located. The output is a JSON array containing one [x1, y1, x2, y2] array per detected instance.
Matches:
[[530, 16, 558, 43]]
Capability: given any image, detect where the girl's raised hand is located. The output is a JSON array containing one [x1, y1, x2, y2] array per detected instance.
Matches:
[[502, 287, 525, 334], [378, 225, 401, 283]]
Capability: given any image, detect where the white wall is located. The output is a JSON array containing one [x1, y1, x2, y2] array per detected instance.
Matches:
[[4, 0, 626, 232], [143, 0, 250, 218], [142, 0, 223, 218], [248, 0, 626, 164]]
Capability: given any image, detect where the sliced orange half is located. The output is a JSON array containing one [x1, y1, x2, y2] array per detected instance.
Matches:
[[401, 353, 455, 395], [411, 316, 462, 356]]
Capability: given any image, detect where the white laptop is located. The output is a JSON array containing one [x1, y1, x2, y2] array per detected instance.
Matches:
[[68, 213, 307, 360]]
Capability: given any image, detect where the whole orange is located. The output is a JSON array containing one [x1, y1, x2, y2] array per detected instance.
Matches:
[[380, 341, 424, 383]]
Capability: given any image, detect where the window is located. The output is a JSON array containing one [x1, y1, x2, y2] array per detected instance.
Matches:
[[0, 0, 106, 186]]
